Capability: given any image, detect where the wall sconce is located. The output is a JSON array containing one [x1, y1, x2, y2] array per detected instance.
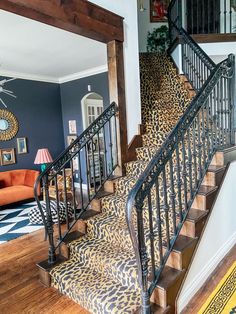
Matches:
[[139, 0, 146, 11]]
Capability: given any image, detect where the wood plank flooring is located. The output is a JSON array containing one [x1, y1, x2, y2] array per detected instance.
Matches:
[[0, 226, 235, 314], [0, 228, 89, 314], [181, 244, 236, 314]]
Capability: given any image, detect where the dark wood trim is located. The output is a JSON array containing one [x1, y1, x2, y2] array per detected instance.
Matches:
[[0, 0, 124, 43], [127, 135, 142, 163], [0, 0, 129, 169], [107, 40, 128, 175], [126, 124, 145, 163], [176, 162, 231, 310], [191, 33, 236, 44]]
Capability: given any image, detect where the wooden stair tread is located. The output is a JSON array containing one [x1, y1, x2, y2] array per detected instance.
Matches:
[[157, 266, 184, 290], [171, 235, 197, 252], [198, 185, 218, 195], [95, 190, 112, 198], [63, 231, 84, 245], [207, 165, 226, 173], [187, 207, 209, 222], [151, 303, 171, 314], [80, 209, 99, 220], [107, 175, 122, 181]]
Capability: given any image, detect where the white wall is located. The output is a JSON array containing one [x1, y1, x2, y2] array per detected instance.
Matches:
[[178, 161, 236, 313], [90, 0, 141, 143], [137, 0, 168, 52]]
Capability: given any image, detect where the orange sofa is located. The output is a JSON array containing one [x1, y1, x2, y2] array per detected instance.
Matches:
[[0, 169, 40, 206]]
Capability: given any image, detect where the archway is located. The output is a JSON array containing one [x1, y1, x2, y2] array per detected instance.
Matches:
[[81, 92, 104, 130]]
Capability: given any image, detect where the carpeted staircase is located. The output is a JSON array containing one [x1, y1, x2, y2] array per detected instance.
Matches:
[[50, 54, 194, 313]]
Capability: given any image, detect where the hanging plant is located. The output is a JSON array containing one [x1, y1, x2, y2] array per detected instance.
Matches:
[[147, 25, 170, 53]]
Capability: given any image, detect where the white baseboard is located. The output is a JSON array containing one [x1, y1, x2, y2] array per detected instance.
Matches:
[[178, 231, 236, 313]]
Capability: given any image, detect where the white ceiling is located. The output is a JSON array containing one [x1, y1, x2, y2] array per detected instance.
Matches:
[[0, 10, 108, 83]]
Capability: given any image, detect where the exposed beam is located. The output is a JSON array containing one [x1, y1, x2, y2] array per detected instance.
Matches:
[[0, 0, 124, 43], [107, 40, 128, 175]]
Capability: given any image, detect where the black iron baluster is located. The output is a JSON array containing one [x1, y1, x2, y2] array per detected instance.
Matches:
[[155, 179, 163, 265], [114, 114, 119, 168], [168, 159, 177, 234], [162, 168, 170, 250], [175, 145, 183, 221], [230, 0, 232, 33], [85, 144, 91, 202], [97, 132, 103, 188], [224, 0, 227, 33], [62, 168, 69, 230], [44, 175, 56, 264], [205, 98, 212, 159], [54, 174, 62, 241], [147, 192, 156, 281], [70, 160, 77, 220], [192, 119, 198, 189], [78, 152, 84, 211], [197, 113, 203, 180], [91, 137, 97, 194], [103, 125, 108, 178], [108, 118, 114, 173], [201, 106, 207, 167], [136, 201, 151, 313], [187, 127, 193, 198], [181, 135, 188, 211]]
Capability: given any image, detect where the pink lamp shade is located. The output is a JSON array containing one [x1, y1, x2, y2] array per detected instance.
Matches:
[[34, 148, 53, 165]]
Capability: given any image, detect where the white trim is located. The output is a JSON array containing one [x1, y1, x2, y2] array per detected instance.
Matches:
[[58, 65, 108, 84], [74, 182, 88, 190], [178, 231, 236, 312], [0, 64, 108, 84], [0, 69, 58, 84]]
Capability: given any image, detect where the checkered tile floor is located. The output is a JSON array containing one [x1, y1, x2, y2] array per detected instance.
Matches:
[[0, 202, 44, 244]]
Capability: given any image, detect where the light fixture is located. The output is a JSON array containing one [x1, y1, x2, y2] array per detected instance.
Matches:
[[139, 0, 146, 11], [34, 148, 53, 172], [0, 78, 17, 108]]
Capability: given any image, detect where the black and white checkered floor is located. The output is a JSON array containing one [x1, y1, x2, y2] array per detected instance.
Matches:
[[0, 201, 43, 244]]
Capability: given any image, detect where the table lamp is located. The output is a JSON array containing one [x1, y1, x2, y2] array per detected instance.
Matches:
[[34, 148, 53, 172]]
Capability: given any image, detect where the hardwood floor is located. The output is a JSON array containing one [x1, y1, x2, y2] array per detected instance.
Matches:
[[181, 244, 236, 314], [0, 226, 235, 314], [0, 228, 89, 314]]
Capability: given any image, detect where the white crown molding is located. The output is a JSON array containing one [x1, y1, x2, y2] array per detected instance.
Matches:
[[0, 69, 59, 84], [58, 64, 108, 84], [0, 64, 108, 84]]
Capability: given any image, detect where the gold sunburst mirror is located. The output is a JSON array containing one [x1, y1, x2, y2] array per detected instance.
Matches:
[[0, 109, 19, 141]]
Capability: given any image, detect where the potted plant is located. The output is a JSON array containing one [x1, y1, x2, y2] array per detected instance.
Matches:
[[146, 25, 170, 53]]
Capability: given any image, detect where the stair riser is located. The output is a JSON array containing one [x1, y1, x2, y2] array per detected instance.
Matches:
[[164, 240, 197, 270], [180, 217, 207, 238], [192, 189, 218, 210], [202, 169, 225, 187], [150, 272, 185, 308]]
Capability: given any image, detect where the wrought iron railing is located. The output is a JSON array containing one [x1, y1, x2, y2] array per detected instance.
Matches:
[[126, 1, 235, 312], [170, 0, 236, 35], [34, 102, 119, 264]]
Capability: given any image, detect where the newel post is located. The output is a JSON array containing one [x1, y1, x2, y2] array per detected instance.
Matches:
[[107, 40, 128, 176]]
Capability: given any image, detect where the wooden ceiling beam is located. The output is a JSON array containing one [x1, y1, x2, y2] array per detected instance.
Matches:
[[0, 0, 124, 43]]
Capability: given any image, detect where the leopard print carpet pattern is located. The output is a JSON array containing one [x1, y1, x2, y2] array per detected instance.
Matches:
[[50, 53, 194, 314]]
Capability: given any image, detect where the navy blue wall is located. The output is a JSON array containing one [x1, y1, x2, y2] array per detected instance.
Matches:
[[60, 72, 109, 142], [0, 78, 64, 171], [60, 72, 109, 182]]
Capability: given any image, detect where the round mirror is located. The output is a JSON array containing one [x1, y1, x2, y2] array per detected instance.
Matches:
[[0, 119, 9, 131], [0, 109, 19, 141]]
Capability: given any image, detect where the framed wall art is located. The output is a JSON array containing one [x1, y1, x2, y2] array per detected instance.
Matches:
[[68, 120, 77, 134], [150, 0, 170, 22], [17, 137, 28, 154], [67, 135, 77, 147], [0, 148, 16, 166]]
